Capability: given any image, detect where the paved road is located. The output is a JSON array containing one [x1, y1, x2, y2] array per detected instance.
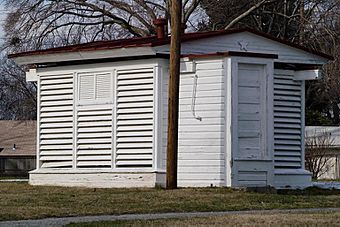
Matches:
[[1, 208, 340, 227]]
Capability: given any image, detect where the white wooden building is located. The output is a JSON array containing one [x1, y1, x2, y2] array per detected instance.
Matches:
[[9, 26, 332, 189]]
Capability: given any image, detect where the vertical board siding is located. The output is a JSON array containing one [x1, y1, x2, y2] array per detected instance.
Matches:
[[163, 59, 226, 186], [76, 106, 113, 168], [115, 68, 154, 168], [237, 64, 265, 159], [161, 68, 169, 170], [39, 74, 74, 168], [274, 70, 302, 169]]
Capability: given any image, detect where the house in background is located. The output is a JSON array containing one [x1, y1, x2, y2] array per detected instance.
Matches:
[[0, 121, 36, 176], [305, 126, 340, 179], [9, 23, 333, 188]]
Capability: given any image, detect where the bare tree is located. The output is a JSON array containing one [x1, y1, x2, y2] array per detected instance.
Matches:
[[201, 0, 340, 126], [0, 57, 36, 120], [1, 0, 338, 121], [305, 1, 340, 125], [200, 0, 338, 41], [0, 1, 204, 120], [3, 0, 202, 52], [305, 131, 335, 179]]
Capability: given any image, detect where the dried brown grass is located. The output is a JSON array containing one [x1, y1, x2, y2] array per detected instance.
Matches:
[[1, 182, 340, 221]]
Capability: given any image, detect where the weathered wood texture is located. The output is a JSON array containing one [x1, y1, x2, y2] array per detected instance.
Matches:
[[273, 70, 303, 169], [37, 62, 156, 172], [162, 59, 226, 187], [34, 57, 307, 188], [116, 68, 154, 168], [155, 32, 327, 65], [166, 0, 182, 189], [230, 59, 274, 188], [237, 64, 266, 159], [76, 106, 113, 168], [39, 74, 74, 168], [30, 171, 165, 188]]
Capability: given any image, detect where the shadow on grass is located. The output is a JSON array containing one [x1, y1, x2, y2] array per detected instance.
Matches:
[[278, 186, 340, 196]]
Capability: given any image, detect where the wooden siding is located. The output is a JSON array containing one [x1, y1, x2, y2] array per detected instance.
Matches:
[[155, 32, 327, 65], [39, 74, 74, 168], [274, 70, 303, 169], [115, 68, 154, 168], [38, 61, 157, 172], [76, 105, 113, 168], [75, 71, 114, 168], [162, 59, 226, 186], [230, 58, 274, 188], [237, 64, 266, 159]]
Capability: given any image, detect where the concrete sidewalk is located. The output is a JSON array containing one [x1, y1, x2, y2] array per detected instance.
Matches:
[[1, 207, 340, 227]]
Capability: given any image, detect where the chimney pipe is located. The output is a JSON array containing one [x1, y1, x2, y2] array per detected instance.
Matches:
[[153, 18, 167, 39]]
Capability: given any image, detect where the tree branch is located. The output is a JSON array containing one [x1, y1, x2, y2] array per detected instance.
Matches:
[[224, 0, 277, 30]]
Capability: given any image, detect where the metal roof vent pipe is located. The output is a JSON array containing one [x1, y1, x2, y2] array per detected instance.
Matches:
[[153, 18, 167, 39]]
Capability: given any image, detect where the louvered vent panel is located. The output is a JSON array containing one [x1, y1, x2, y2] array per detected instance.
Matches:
[[76, 106, 113, 168], [96, 73, 112, 99], [79, 74, 95, 100], [39, 74, 74, 168], [116, 68, 154, 168], [274, 71, 302, 169]]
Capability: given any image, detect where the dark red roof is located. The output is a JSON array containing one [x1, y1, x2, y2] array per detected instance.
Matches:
[[8, 28, 333, 60]]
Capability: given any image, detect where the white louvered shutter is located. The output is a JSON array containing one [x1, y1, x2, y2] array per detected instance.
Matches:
[[76, 106, 113, 168], [76, 71, 113, 168], [96, 73, 112, 100], [115, 68, 154, 168], [79, 74, 95, 101], [39, 74, 74, 168], [274, 70, 303, 169]]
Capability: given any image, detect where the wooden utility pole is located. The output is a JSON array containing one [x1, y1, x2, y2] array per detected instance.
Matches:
[[166, 0, 182, 189]]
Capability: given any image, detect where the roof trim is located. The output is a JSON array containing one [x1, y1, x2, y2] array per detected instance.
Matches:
[[8, 36, 157, 59], [8, 28, 333, 61], [182, 51, 279, 59], [175, 28, 333, 60], [35, 53, 170, 68]]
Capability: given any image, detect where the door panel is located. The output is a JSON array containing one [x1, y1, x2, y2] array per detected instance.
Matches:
[[231, 62, 274, 187], [237, 64, 264, 159]]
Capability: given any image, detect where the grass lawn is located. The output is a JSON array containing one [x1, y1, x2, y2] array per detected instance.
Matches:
[[67, 211, 340, 226], [1, 182, 340, 221]]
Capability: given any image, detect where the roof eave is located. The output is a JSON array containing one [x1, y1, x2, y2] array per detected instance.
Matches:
[[11, 46, 157, 66]]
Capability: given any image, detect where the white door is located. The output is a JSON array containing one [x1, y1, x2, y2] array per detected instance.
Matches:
[[237, 64, 265, 159], [231, 61, 274, 187]]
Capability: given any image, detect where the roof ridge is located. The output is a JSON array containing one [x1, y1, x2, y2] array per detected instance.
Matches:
[[8, 28, 333, 60]]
